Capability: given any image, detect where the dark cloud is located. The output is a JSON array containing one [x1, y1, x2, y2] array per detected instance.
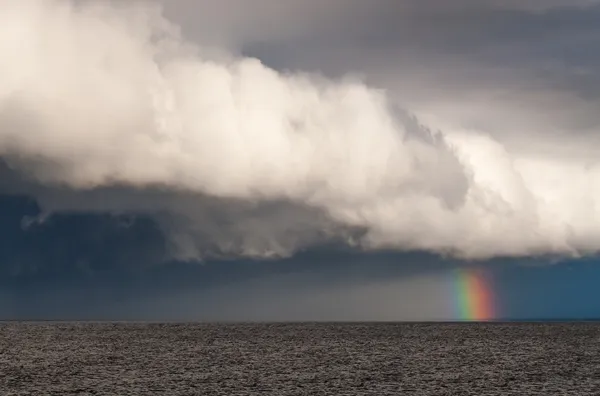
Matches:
[[162, 0, 600, 62], [0, 195, 166, 280], [194, 0, 600, 148]]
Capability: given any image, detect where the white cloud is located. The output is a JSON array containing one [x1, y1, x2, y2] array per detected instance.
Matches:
[[2, 0, 600, 260]]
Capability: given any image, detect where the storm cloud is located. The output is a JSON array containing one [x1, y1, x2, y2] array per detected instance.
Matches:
[[2, 0, 600, 267]]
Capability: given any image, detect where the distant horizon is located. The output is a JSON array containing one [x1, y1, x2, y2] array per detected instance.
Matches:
[[3, 319, 600, 323]]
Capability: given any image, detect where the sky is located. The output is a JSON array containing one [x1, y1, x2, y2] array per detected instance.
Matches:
[[2, 0, 600, 320]]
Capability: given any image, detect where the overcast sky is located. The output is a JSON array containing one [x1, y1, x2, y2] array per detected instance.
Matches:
[[2, 0, 600, 320]]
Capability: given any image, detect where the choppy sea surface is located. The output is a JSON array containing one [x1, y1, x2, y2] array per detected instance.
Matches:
[[1, 322, 599, 395]]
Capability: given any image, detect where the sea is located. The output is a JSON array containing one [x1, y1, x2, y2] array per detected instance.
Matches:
[[1, 322, 599, 395]]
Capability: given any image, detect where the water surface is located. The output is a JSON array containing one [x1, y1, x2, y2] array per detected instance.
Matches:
[[1, 322, 598, 395]]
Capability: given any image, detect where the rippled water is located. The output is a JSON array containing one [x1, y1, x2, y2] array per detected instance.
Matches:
[[1, 322, 599, 395]]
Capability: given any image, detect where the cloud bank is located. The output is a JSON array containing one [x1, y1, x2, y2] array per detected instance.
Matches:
[[2, 0, 600, 261]]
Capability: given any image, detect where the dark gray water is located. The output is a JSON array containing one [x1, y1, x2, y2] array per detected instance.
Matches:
[[1, 322, 599, 395]]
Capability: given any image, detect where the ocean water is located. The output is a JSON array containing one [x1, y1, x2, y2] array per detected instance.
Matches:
[[1, 322, 599, 395]]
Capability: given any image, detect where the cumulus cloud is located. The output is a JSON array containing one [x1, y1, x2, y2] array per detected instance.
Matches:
[[2, 0, 600, 261]]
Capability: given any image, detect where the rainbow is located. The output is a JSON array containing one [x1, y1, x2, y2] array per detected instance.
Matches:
[[453, 268, 495, 321]]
